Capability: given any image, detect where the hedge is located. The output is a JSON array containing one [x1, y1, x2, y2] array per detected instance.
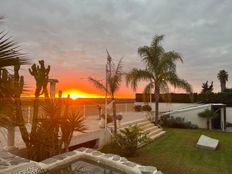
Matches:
[[136, 93, 232, 106]]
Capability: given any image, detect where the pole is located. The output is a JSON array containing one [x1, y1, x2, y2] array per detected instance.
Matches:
[[83, 105, 86, 119], [104, 64, 108, 132]]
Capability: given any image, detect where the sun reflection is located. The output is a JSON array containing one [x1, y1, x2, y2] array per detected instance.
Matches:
[[61, 89, 103, 99]]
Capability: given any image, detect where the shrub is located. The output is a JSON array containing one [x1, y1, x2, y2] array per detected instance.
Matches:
[[134, 105, 142, 112], [198, 109, 218, 129], [113, 125, 151, 156], [160, 115, 198, 129], [116, 113, 123, 120], [142, 104, 152, 112]]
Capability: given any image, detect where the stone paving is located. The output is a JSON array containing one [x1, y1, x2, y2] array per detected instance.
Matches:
[[0, 148, 162, 174], [0, 147, 162, 174]]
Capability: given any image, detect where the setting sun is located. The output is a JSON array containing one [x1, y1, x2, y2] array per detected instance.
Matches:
[[61, 89, 103, 99]]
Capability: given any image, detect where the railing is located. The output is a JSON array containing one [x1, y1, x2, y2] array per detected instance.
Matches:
[[23, 103, 135, 123]]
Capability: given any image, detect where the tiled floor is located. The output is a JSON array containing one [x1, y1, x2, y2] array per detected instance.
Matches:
[[0, 112, 146, 150]]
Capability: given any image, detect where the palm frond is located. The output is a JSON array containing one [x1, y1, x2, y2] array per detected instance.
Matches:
[[88, 77, 108, 93], [66, 111, 86, 132], [163, 51, 183, 63], [0, 32, 27, 68], [167, 73, 192, 93], [138, 46, 151, 61], [115, 58, 123, 76], [151, 34, 164, 47], [143, 82, 154, 95], [159, 80, 169, 93], [126, 68, 154, 91]]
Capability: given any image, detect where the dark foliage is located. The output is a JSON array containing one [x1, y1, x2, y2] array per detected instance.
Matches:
[[160, 115, 198, 129], [201, 81, 213, 94], [136, 93, 232, 106], [142, 104, 152, 112], [134, 105, 142, 112]]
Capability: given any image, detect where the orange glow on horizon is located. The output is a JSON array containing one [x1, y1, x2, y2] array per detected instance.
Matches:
[[61, 89, 104, 99]]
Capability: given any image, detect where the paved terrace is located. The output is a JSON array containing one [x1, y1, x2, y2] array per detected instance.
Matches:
[[0, 111, 146, 150]]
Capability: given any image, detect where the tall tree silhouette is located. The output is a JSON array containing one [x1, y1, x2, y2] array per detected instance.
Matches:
[[126, 35, 192, 124]]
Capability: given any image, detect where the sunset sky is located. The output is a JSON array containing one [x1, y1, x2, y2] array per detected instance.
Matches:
[[1, 0, 232, 98]]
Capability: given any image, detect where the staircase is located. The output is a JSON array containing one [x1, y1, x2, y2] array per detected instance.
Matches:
[[117, 119, 166, 141]]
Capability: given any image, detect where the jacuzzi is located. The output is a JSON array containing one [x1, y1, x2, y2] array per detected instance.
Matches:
[[1, 148, 162, 174]]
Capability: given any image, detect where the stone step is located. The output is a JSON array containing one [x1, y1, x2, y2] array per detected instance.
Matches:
[[139, 130, 166, 148], [117, 119, 148, 129], [142, 126, 159, 134], [150, 131, 166, 140], [115, 118, 166, 145], [139, 123, 155, 130], [136, 120, 152, 127], [148, 128, 163, 137]]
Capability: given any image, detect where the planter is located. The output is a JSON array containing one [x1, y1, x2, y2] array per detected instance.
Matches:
[[98, 118, 105, 128]]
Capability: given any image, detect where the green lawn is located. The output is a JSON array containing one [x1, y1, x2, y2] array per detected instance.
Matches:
[[101, 128, 232, 174]]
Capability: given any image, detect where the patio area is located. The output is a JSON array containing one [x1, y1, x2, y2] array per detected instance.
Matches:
[[0, 111, 146, 150]]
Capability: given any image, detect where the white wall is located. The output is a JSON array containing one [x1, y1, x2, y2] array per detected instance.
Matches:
[[226, 107, 232, 123], [136, 102, 232, 128]]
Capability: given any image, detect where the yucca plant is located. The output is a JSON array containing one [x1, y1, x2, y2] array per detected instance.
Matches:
[[61, 111, 86, 152], [30, 99, 86, 161]]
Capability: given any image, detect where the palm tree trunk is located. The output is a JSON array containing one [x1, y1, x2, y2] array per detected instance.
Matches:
[[207, 119, 210, 130], [221, 80, 226, 92], [112, 98, 117, 134], [154, 85, 160, 125]]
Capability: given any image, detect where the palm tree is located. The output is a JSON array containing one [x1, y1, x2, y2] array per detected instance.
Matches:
[[89, 51, 123, 134], [126, 35, 192, 124], [217, 70, 228, 92], [0, 18, 29, 152], [201, 81, 213, 94]]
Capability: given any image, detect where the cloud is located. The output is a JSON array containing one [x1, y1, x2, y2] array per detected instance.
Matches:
[[1, 0, 232, 96]]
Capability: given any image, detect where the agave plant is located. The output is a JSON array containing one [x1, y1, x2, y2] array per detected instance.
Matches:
[[61, 110, 86, 152], [30, 99, 86, 161]]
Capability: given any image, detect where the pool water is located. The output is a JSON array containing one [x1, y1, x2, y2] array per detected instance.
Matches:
[[47, 159, 126, 174]]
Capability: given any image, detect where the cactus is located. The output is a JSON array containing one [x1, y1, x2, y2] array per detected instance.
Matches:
[[0, 58, 30, 151], [29, 60, 50, 98], [29, 60, 50, 144], [13, 58, 30, 149]]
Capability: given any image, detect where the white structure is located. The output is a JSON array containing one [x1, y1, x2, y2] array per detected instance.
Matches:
[[196, 135, 219, 150], [135, 102, 226, 130], [48, 79, 59, 98]]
